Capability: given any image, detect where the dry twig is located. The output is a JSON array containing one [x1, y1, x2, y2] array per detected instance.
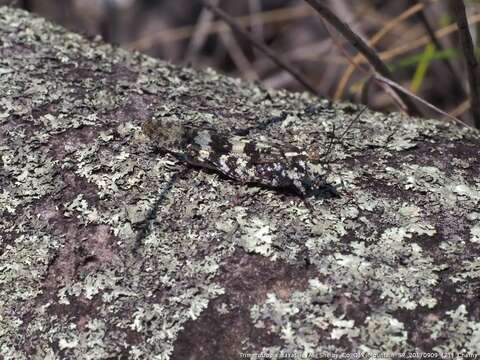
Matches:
[[219, 30, 259, 81], [409, 0, 465, 97], [127, 5, 311, 51], [304, 0, 421, 115], [449, 0, 480, 128], [201, 0, 319, 96], [374, 73, 468, 127], [327, 25, 408, 113], [335, 2, 424, 101], [270, 12, 480, 66], [184, 0, 219, 64], [248, 0, 265, 42]]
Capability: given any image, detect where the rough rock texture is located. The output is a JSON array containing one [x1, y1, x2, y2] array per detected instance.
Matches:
[[1, 6, 480, 360]]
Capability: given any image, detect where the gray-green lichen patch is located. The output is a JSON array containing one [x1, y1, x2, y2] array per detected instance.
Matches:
[[1, 5, 480, 359]]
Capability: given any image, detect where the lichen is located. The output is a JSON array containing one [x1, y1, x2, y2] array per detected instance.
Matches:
[[1, 5, 480, 359]]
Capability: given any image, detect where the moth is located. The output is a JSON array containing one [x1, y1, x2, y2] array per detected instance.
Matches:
[[142, 118, 338, 199]]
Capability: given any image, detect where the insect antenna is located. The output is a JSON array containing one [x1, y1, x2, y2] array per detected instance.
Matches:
[[320, 105, 368, 162], [309, 106, 367, 198]]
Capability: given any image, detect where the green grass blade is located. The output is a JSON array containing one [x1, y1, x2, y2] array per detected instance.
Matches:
[[410, 43, 436, 93]]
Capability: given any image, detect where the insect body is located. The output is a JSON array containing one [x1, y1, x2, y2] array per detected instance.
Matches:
[[143, 118, 337, 198]]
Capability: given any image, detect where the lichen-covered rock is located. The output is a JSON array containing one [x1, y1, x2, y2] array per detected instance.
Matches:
[[1, 6, 480, 360]]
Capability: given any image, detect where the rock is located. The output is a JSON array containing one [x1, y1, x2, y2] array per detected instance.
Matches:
[[1, 6, 480, 359]]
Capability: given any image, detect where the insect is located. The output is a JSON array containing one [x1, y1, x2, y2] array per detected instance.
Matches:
[[142, 118, 338, 199]]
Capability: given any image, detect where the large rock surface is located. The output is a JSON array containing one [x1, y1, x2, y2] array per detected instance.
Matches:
[[1, 6, 480, 359]]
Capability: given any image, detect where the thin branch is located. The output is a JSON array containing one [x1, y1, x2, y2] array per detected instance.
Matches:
[[219, 30, 259, 81], [270, 13, 480, 66], [360, 75, 374, 106], [184, 0, 219, 64], [322, 17, 409, 113], [322, 14, 463, 123], [335, 2, 424, 101], [248, 0, 265, 42], [374, 73, 469, 127], [409, 0, 466, 98], [127, 5, 311, 51], [253, 38, 333, 75], [449, 99, 470, 118], [379, 12, 480, 63], [304, 0, 421, 116], [449, 0, 480, 128], [201, 0, 320, 96]]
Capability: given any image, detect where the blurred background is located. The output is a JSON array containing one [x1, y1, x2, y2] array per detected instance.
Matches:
[[2, 0, 479, 124]]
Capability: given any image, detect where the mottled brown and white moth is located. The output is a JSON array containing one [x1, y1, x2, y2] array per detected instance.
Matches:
[[143, 118, 337, 198]]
